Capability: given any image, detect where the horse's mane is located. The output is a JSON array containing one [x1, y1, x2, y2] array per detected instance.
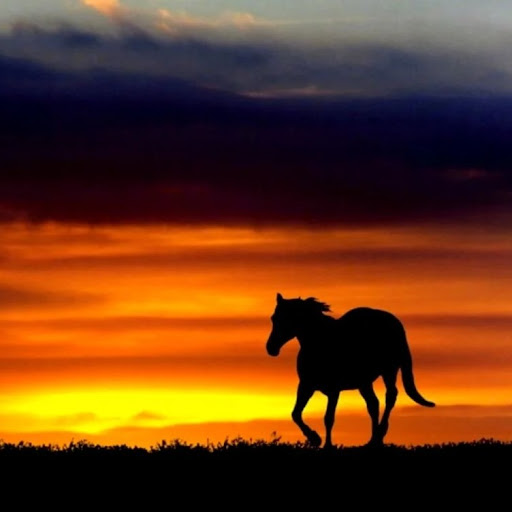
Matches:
[[302, 297, 332, 316]]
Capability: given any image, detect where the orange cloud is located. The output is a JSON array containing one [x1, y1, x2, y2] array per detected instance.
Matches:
[[81, 0, 122, 18], [1, 221, 511, 445]]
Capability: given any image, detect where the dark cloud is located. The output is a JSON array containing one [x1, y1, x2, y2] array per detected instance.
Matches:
[[1, 22, 274, 91], [4, 246, 512, 282], [3, 22, 512, 95], [1, 316, 267, 333], [1, 24, 512, 227], [413, 347, 512, 372], [404, 314, 512, 329], [4, 313, 512, 338], [0, 52, 61, 90], [9, 22, 101, 49], [0, 342, 510, 381]]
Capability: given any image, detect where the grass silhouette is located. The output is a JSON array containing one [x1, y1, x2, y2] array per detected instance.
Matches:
[[1, 437, 509, 460], [1, 438, 509, 503]]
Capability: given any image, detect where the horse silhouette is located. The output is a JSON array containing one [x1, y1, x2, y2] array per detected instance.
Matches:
[[266, 293, 435, 447]]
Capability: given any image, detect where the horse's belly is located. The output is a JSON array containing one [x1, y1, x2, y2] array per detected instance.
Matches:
[[316, 372, 380, 394], [298, 352, 381, 392]]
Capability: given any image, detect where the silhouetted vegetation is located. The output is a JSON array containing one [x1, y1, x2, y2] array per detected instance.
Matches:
[[1, 438, 508, 503], [1, 437, 509, 461]]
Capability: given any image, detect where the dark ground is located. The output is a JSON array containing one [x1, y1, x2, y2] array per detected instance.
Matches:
[[0, 438, 509, 501]]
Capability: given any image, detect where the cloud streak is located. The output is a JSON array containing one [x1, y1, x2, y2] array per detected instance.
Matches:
[[156, 9, 273, 33], [3, 17, 512, 96], [80, 0, 274, 37], [81, 0, 122, 18], [0, 284, 102, 310], [0, 341, 510, 385]]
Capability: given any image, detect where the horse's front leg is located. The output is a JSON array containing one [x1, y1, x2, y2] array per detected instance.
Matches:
[[292, 381, 321, 447]]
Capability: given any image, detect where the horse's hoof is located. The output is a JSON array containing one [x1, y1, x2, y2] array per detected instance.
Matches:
[[306, 431, 322, 447], [323, 443, 336, 451]]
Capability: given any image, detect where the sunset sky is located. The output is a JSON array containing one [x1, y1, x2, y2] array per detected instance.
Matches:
[[1, 1, 511, 447]]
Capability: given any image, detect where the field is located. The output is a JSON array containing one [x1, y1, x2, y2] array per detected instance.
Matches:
[[0, 438, 508, 504], [1, 436, 510, 459], [1, 438, 509, 474]]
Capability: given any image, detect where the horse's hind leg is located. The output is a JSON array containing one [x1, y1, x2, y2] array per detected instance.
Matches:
[[292, 381, 322, 447], [379, 368, 399, 442], [324, 391, 339, 449], [359, 384, 380, 445]]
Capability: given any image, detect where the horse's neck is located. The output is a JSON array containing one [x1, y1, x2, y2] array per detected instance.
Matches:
[[297, 315, 334, 349]]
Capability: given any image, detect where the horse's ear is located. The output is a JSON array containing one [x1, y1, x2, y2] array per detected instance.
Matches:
[[276, 293, 283, 303]]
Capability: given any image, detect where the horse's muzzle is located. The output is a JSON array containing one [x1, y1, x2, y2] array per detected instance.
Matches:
[[266, 340, 280, 357]]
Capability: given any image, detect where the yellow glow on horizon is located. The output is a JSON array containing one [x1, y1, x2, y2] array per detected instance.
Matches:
[[1, 384, 509, 444], [0, 387, 327, 433]]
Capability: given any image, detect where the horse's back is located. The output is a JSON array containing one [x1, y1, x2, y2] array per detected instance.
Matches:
[[340, 306, 400, 322], [334, 307, 406, 375], [339, 307, 404, 339], [297, 306, 408, 391]]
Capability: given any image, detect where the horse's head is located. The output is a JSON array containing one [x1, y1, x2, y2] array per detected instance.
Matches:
[[266, 293, 301, 356], [266, 293, 332, 356]]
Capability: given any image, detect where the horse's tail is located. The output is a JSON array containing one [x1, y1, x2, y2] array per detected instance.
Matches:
[[400, 328, 435, 408]]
